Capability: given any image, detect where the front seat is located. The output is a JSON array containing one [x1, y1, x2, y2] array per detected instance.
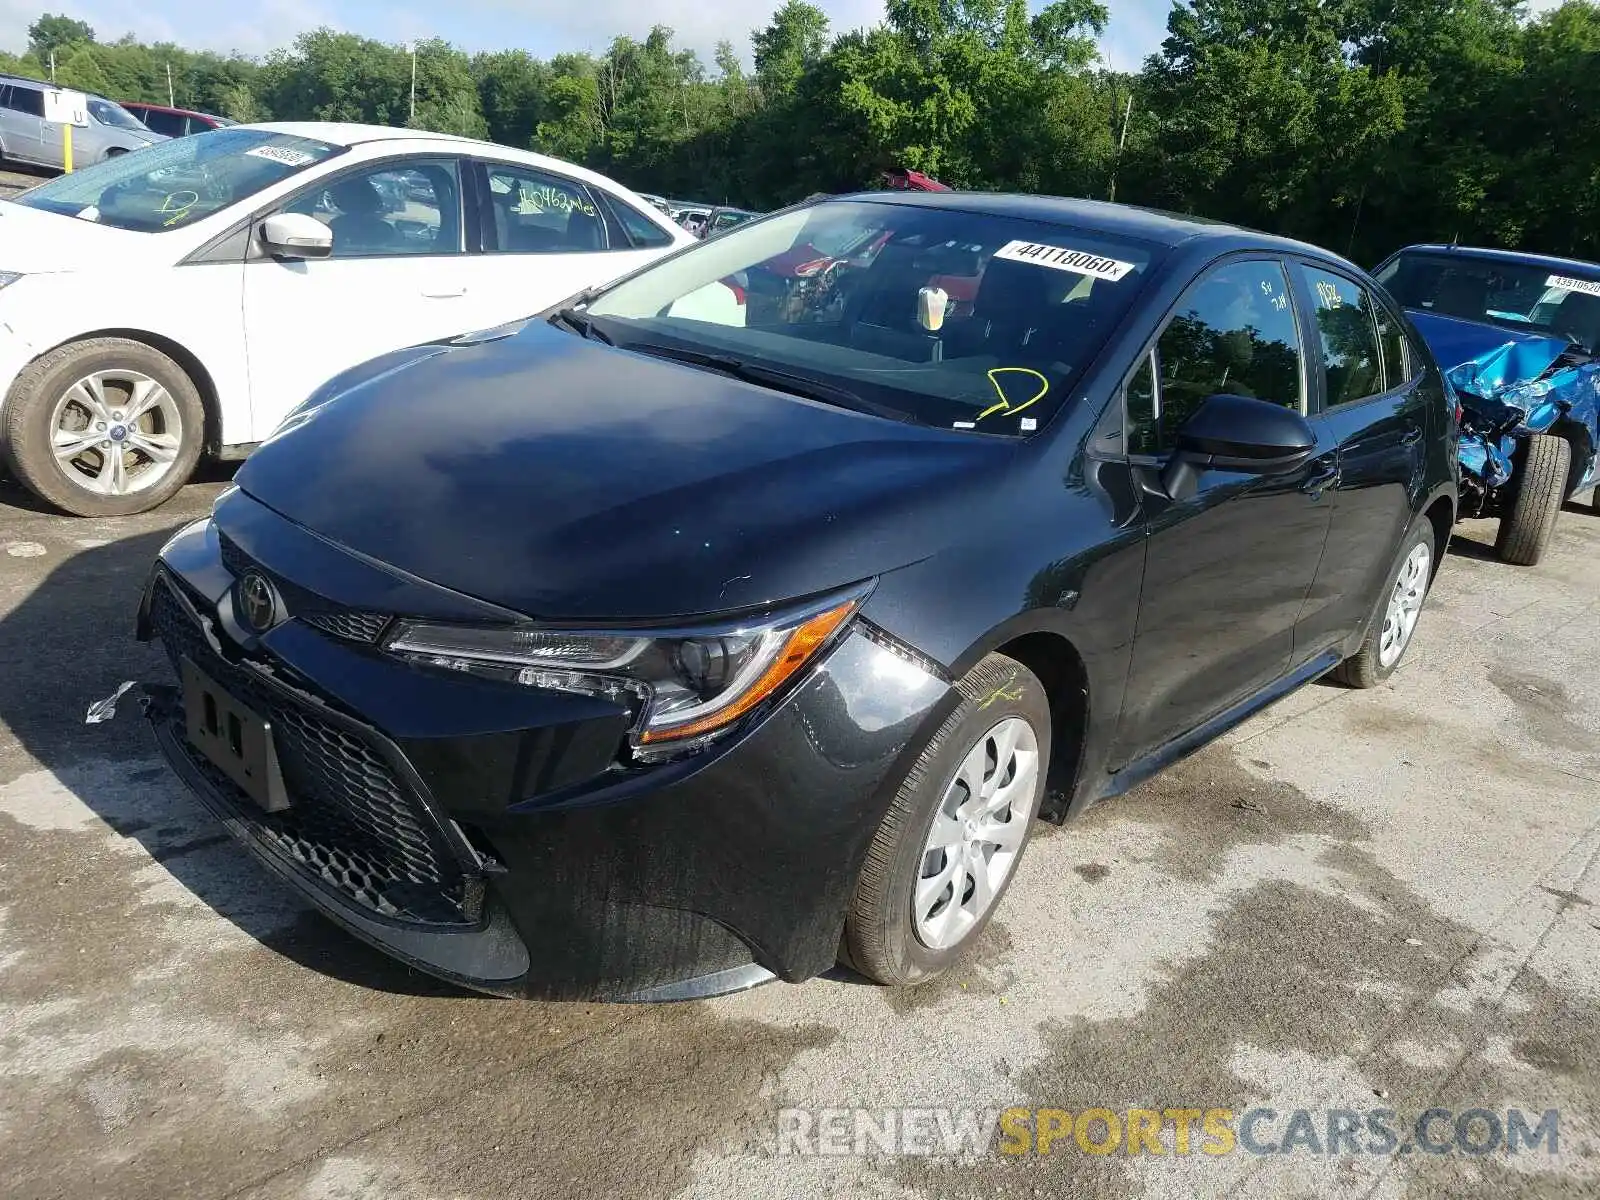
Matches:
[[1431, 271, 1491, 320], [327, 179, 394, 253]]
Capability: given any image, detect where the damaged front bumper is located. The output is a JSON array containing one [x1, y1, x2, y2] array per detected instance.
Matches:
[[1410, 311, 1600, 514], [130, 503, 953, 1001]]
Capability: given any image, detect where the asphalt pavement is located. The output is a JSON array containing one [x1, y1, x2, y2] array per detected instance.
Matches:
[[2, 470, 1598, 1200]]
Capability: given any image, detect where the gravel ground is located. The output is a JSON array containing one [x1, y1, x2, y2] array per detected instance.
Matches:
[[1, 470, 1598, 1200], [0, 166, 45, 197]]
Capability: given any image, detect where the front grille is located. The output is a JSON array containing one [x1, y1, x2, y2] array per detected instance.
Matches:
[[217, 531, 390, 645], [299, 608, 392, 643], [149, 575, 476, 927]]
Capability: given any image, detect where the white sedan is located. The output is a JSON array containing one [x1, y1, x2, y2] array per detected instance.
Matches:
[[0, 122, 693, 515]]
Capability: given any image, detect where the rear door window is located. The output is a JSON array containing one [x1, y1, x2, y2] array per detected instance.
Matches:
[[1295, 265, 1385, 407], [482, 162, 608, 253], [4, 85, 43, 116], [141, 110, 187, 137]]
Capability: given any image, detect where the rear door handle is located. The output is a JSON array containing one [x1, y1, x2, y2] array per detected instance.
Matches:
[[422, 286, 467, 299]]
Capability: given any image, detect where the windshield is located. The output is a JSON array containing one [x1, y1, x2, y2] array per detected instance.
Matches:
[[11, 129, 342, 232], [87, 97, 146, 130], [1376, 251, 1600, 354], [583, 200, 1159, 435]]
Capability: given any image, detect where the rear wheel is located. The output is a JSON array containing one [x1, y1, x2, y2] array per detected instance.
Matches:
[[1494, 433, 1571, 566], [1331, 518, 1435, 689], [2, 338, 204, 517], [843, 653, 1050, 986]]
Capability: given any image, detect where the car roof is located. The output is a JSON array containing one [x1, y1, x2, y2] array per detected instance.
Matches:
[[1390, 243, 1600, 276], [123, 101, 221, 119], [240, 122, 657, 198], [839, 191, 1347, 260]]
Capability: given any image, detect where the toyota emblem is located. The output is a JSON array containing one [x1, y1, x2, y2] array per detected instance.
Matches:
[[238, 570, 278, 633]]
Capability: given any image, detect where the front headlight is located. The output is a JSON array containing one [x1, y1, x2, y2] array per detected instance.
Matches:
[[384, 584, 870, 756]]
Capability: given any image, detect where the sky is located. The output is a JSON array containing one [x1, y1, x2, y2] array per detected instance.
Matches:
[[0, 0, 1177, 72]]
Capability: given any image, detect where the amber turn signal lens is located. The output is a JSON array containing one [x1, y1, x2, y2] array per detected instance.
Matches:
[[637, 598, 860, 743]]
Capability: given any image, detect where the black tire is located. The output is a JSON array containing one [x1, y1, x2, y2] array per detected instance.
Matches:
[[1494, 433, 1571, 566], [2, 338, 205, 517], [1331, 517, 1436, 689], [843, 652, 1050, 986]]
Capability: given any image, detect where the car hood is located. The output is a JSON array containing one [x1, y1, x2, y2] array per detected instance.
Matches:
[[1406, 309, 1571, 400], [235, 323, 1018, 620], [0, 200, 154, 272]]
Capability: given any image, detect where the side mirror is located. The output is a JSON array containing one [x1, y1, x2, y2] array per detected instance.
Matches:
[[259, 212, 332, 260], [1161, 393, 1316, 498]]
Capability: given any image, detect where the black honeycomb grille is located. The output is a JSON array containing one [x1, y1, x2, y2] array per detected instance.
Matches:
[[150, 575, 473, 926], [217, 532, 389, 645], [300, 608, 392, 644]]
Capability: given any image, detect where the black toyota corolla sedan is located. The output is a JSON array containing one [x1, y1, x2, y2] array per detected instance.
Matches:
[[137, 193, 1457, 1001]]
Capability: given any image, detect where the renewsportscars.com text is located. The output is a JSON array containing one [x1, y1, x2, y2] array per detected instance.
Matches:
[[775, 1106, 1559, 1158]]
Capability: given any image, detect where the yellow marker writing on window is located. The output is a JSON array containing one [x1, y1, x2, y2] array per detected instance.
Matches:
[[977, 367, 1050, 421], [160, 190, 200, 228]]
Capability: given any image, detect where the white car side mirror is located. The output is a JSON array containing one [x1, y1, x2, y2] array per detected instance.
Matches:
[[259, 213, 333, 260]]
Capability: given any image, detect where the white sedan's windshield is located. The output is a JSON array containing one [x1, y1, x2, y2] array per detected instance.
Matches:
[[583, 200, 1159, 435], [12, 129, 343, 232]]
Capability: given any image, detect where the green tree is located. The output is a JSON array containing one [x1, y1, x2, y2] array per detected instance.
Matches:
[[56, 44, 111, 95], [474, 50, 548, 148], [1129, 0, 1405, 248], [753, 0, 829, 95], [407, 38, 488, 138], [27, 13, 93, 63]]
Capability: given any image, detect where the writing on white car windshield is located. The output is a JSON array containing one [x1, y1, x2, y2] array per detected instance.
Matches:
[[11, 129, 343, 233]]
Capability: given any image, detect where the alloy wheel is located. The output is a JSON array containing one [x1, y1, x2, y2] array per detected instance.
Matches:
[[49, 369, 184, 497], [913, 715, 1040, 950], [1378, 542, 1431, 668]]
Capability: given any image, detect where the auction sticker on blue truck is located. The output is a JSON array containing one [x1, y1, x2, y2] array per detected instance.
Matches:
[[1547, 274, 1600, 297], [992, 241, 1136, 281]]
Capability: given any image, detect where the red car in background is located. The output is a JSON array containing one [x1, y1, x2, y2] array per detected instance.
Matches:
[[749, 169, 978, 323], [118, 102, 236, 138]]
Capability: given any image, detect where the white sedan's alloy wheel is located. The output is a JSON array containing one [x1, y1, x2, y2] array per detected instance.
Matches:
[[50, 369, 184, 498]]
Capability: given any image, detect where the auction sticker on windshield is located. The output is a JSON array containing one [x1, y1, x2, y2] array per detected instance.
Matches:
[[1546, 274, 1600, 298], [992, 241, 1136, 281], [246, 145, 316, 168]]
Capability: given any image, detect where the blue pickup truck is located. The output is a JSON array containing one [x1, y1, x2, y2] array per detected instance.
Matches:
[[1374, 245, 1600, 565]]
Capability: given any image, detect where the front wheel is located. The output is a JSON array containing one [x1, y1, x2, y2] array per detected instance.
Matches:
[[2, 338, 205, 517], [1495, 433, 1571, 566], [1331, 518, 1436, 689], [843, 653, 1050, 986]]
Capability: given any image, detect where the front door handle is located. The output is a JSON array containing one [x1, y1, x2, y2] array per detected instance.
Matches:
[[1301, 460, 1340, 499], [422, 286, 467, 299]]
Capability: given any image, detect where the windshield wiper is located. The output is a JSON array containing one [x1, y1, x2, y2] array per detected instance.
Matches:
[[550, 306, 614, 345], [620, 342, 911, 422]]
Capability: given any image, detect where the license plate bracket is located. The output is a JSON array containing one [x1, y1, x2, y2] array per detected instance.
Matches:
[[181, 658, 290, 813]]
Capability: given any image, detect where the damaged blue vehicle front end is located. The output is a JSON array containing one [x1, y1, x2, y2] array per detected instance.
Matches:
[[1411, 309, 1600, 506], [1375, 246, 1600, 559]]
